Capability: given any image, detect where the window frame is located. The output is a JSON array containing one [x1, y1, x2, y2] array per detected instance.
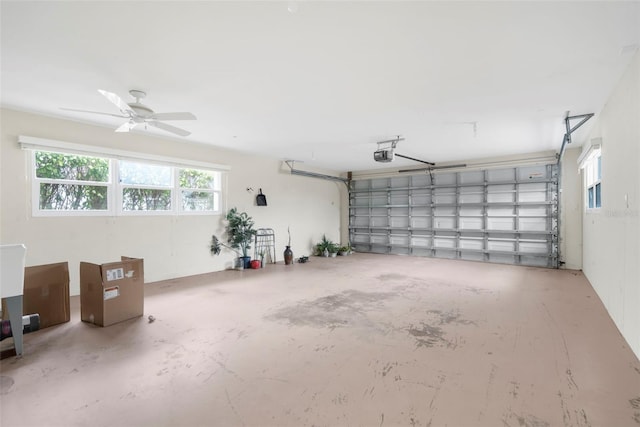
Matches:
[[175, 167, 222, 215], [28, 145, 225, 217], [31, 150, 115, 217], [583, 148, 602, 212], [117, 160, 175, 216]]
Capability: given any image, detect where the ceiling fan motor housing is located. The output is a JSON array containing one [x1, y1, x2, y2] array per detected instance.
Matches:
[[126, 90, 153, 118], [128, 102, 154, 118]]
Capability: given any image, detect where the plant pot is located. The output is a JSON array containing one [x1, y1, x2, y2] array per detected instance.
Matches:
[[250, 260, 261, 269], [240, 256, 252, 269], [284, 246, 293, 265], [330, 252, 337, 258]]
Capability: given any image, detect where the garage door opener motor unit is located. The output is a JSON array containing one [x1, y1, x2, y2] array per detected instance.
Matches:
[[373, 136, 435, 166]]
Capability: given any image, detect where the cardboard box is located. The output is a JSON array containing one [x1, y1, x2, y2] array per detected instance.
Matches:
[[80, 257, 144, 327], [1, 262, 70, 329]]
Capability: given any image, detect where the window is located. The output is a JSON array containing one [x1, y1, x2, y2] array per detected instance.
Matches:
[[31, 150, 222, 216], [34, 151, 111, 214], [119, 161, 173, 212], [178, 168, 220, 212], [584, 148, 602, 210]]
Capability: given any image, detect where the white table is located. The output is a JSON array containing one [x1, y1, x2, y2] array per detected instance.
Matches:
[[0, 244, 27, 356]]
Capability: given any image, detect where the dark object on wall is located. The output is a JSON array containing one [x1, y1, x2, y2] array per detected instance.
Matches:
[[0, 314, 40, 341], [284, 246, 293, 265], [256, 189, 267, 206]]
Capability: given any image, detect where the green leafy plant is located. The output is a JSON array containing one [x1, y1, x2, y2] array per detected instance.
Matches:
[[36, 151, 110, 210], [315, 234, 338, 256], [210, 235, 240, 256], [216, 207, 257, 258], [338, 243, 352, 255]]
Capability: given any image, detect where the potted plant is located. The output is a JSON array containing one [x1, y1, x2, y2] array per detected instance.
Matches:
[[211, 207, 257, 269], [338, 243, 352, 256], [210, 235, 243, 269], [315, 234, 335, 257], [284, 227, 293, 265], [328, 242, 339, 258]]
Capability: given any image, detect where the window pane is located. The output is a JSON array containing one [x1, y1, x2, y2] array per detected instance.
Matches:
[[179, 169, 216, 189], [119, 161, 171, 186], [36, 152, 109, 182], [595, 183, 601, 208], [588, 187, 594, 209], [181, 190, 217, 211], [122, 188, 171, 211], [39, 183, 108, 210], [587, 162, 595, 186], [596, 156, 601, 180]]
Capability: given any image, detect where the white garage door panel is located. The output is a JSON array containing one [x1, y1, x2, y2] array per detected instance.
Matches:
[[460, 217, 483, 230], [411, 216, 431, 228], [349, 163, 558, 268], [390, 216, 409, 228]]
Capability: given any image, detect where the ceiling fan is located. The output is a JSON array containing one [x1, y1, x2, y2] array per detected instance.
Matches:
[[62, 89, 197, 137]]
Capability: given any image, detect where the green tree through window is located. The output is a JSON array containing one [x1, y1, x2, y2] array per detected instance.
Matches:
[[179, 168, 217, 211], [36, 152, 109, 210], [32, 150, 221, 215]]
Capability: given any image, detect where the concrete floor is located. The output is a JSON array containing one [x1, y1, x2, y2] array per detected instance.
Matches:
[[1, 253, 639, 427]]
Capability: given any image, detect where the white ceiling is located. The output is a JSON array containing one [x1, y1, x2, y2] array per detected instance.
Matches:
[[2, 1, 639, 172]]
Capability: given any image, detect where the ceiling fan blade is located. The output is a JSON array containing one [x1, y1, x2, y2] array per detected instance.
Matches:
[[115, 121, 136, 133], [98, 89, 136, 115], [147, 120, 191, 137], [148, 112, 197, 121], [60, 107, 128, 118]]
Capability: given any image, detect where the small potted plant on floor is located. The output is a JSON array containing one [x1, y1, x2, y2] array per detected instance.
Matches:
[[315, 235, 336, 257], [328, 242, 339, 258], [210, 235, 244, 269], [211, 207, 257, 269], [338, 243, 352, 256]]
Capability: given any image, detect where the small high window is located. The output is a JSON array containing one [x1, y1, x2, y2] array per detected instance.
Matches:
[[34, 151, 111, 213], [584, 148, 602, 210]]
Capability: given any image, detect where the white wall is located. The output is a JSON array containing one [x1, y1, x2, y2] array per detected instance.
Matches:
[[559, 147, 583, 270], [0, 109, 345, 295], [581, 52, 640, 359]]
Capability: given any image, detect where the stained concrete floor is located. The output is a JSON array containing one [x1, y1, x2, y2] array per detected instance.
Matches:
[[1, 253, 639, 427]]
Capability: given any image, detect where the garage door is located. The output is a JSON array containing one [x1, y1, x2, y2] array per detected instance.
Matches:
[[349, 164, 559, 268]]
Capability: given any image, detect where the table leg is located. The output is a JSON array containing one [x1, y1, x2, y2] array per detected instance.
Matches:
[[4, 295, 23, 356]]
